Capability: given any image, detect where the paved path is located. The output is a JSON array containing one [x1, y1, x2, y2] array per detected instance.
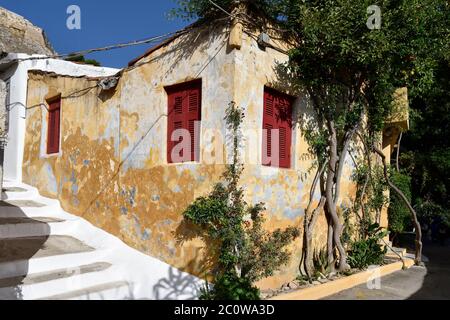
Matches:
[[0, 182, 202, 300], [323, 243, 450, 300]]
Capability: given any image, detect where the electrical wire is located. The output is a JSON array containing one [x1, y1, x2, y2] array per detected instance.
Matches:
[[207, 0, 234, 18], [206, 0, 290, 54], [1, 29, 191, 63]]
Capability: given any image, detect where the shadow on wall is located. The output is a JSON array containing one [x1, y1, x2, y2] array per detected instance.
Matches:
[[153, 266, 202, 300], [174, 217, 221, 279], [127, 20, 231, 78], [0, 190, 51, 300]]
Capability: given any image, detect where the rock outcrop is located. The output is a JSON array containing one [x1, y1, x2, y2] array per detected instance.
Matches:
[[0, 6, 55, 56]]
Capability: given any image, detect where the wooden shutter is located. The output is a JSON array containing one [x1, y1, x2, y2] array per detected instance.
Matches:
[[187, 86, 201, 161], [262, 88, 293, 168], [47, 98, 61, 154], [277, 95, 293, 168], [166, 80, 201, 163]]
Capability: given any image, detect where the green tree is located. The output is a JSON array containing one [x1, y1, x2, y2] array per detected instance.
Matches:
[[399, 58, 450, 229], [388, 171, 413, 242], [173, 0, 449, 270]]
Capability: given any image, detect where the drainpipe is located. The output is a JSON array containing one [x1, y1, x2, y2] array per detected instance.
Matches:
[[0, 79, 7, 200]]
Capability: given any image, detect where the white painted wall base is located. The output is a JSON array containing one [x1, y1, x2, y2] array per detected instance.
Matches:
[[0, 181, 203, 300]]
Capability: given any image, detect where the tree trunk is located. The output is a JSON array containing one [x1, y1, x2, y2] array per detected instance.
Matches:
[[326, 120, 350, 271], [326, 214, 335, 269], [304, 197, 326, 278], [301, 164, 326, 279], [396, 132, 403, 173], [373, 146, 423, 265]]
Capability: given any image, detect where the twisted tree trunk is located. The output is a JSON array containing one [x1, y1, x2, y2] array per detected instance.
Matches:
[[396, 132, 403, 173], [301, 164, 326, 279], [326, 120, 350, 271], [373, 146, 423, 265]]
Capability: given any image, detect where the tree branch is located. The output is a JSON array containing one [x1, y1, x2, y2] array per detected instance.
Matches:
[[373, 145, 423, 265]]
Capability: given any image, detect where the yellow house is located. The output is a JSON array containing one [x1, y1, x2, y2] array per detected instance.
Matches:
[[22, 14, 393, 290]]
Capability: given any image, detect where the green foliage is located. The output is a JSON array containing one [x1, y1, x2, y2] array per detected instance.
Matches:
[[170, 0, 233, 20], [242, 208, 300, 282], [388, 171, 412, 234], [416, 200, 450, 228], [200, 271, 260, 300], [282, 0, 449, 133], [65, 55, 101, 67], [353, 165, 387, 213], [174, 0, 450, 279], [348, 223, 388, 270], [170, 0, 286, 21], [400, 59, 450, 226], [350, 162, 388, 239], [183, 102, 299, 300]]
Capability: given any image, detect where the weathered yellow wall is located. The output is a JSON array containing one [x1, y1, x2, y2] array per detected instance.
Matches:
[[23, 24, 362, 290]]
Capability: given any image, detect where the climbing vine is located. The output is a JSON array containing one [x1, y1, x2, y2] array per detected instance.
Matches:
[[183, 102, 299, 300]]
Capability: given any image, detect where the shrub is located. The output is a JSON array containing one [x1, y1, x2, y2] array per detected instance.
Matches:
[[388, 171, 412, 236], [348, 223, 388, 270], [65, 55, 101, 66], [183, 103, 299, 300], [200, 271, 260, 301], [416, 200, 450, 228]]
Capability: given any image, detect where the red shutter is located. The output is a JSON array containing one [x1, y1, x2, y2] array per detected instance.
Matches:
[[166, 80, 201, 163], [47, 98, 61, 154], [262, 88, 293, 168], [263, 92, 275, 166], [277, 95, 293, 168]]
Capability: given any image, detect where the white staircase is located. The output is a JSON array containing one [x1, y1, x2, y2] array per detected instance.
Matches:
[[0, 182, 203, 300]]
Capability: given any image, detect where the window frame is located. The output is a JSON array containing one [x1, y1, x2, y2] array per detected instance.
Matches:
[[46, 95, 62, 155], [262, 87, 294, 169], [165, 79, 202, 164]]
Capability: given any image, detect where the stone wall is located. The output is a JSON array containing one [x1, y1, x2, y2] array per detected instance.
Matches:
[[0, 6, 55, 55]]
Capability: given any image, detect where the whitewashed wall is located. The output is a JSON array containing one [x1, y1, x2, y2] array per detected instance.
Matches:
[[0, 53, 119, 182]]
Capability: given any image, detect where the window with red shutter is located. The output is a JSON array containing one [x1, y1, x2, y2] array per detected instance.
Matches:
[[166, 80, 201, 163], [262, 87, 293, 169], [47, 97, 61, 155]]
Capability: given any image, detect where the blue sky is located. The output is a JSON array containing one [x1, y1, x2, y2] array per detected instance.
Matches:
[[0, 1, 189, 68]]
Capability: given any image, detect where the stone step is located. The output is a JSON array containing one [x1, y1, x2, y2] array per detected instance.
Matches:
[[1, 187, 39, 201], [0, 249, 111, 280], [386, 247, 407, 257], [0, 262, 112, 288], [0, 200, 46, 208], [0, 235, 95, 264], [2, 187, 28, 193], [38, 281, 132, 300], [0, 262, 116, 300], [0, 200, 64, 219], [0, 217, 65, 239]]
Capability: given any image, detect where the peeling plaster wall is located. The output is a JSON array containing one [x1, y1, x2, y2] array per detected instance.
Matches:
[[23, 25, 365, 290], [0, 53, 119, 182]]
